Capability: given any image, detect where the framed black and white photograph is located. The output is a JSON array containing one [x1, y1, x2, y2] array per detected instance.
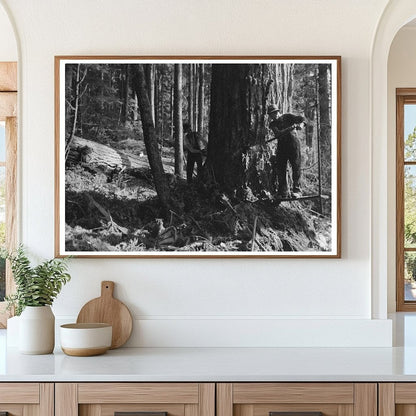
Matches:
[[55, 56, 341, 258]]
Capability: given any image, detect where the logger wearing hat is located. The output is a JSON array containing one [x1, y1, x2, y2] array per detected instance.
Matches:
[[183, 122, 205, 184], [267, 104, 304, 199]]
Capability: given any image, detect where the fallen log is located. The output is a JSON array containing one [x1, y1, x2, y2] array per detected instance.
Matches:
[[66, 136, 145, 173]]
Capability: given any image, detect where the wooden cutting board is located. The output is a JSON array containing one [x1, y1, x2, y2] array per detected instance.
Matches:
[[76, 281, 133, 349]]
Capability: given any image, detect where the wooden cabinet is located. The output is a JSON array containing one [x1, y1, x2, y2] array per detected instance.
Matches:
[[0, 380, 410, 416], [379, 383, 416, 416], [55, 383, 215, 416], [0, 383, 53, 416], [217, 383, 377, 416]]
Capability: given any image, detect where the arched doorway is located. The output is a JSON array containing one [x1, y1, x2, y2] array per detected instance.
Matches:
[[371, 1, 416, 319]]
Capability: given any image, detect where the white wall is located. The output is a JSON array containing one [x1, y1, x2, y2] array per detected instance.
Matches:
[[387, 26, 416, 312], [0, 0, 393, 347], [0, 3, 16, 61]]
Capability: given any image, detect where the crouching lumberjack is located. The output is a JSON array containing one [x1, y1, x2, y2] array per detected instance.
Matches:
[[267, 104, 305, 199]]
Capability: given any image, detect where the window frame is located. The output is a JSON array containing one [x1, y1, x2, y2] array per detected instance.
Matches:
[[0, 62, 17, 327]]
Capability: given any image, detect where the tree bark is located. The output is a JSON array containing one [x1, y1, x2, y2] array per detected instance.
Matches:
[[66, 64, 87, 160], [173, 64, 184, 177], [193, 64, 198, 129], [132, 64, 171, 211], [121, 65, 129, 126], [188, 64, 193, 128], [197, 64, 204, 134], [144, 64, 155, 124], [206, 64, 250, 192], [318, 64, 331, 150]]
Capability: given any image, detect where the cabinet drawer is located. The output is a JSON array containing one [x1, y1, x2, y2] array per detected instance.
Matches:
[[0, 383, 53, 415], [218, 383, 376, 416], [56, 383, 215, 416]]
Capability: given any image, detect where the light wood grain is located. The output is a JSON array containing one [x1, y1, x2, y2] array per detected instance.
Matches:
[[0, 383, 39, 403], [78, 383, 199, 404], [39, 383, 54, 416], [62, 346, 109, 357], [5, 116, 17, 294], [354, 383, 377, 416], [253, 403, 338, 416], [77, 281, 133, 349], [185, 403, 199, 416], [0, 62, 17, 92], [217, 384, 233, 416], [80, 404, 101, 416], [233, 383, 354, 404], [0, 92, 16, 121], [0, 404, 24, 416], [23, 404, 39, 416], [397, 93, 406, 311], [379, 383, 395, 416], [395, 383, 416, 403], [55, 383, 78, 416], [199, 384, 215, 416], [396, 89, 416, 311], [338, 404, 354, 416], [97, 403, 185, 416], [397, 405, 416, 416], [0, 116, 17, 328]]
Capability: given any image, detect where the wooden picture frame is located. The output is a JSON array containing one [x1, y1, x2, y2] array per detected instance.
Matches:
[[55, 56, 341, 258]]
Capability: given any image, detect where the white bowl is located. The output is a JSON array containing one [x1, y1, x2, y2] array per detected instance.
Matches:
[[60, 323, 112, 356]]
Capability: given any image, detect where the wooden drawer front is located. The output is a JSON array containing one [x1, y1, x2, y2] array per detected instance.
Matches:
[[0, 383, 39, 404], [78, 383, 200, 404], [233, 384, 354, 404], [218, 384, 376, 416], [57, 383, 215, 416]]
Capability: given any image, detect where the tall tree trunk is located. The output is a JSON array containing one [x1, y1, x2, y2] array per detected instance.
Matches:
[[144, 64, 155, 124], [154, 69, 159, 135], [174, 64, 184, 177], [170, 84, 174, 138], [66, 64, 87, 160], [188, 64, 193, 128], [206, 64, 250, 192], [121, 65, 129, 126], [132, 65, 171, 212], [193, 64, 198, 129], [197, 64, 204, 134], [318, 64, 331, 150]]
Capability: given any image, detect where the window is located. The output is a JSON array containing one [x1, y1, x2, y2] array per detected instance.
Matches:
[[396, 89, 416, 311], [0, 62, 17, 327]]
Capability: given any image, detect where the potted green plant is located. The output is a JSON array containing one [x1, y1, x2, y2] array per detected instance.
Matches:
[[4, 246, 71, 354]]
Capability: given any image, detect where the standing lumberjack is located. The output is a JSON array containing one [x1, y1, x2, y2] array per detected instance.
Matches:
[[183, 123, 205, 184], [267, 104, 304, 199]]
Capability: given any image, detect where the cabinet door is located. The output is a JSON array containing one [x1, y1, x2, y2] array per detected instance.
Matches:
[[0, 383, 53, 416], [55, 383, 215, 416], [217, 383, 377, 416], [379, 383, 416, 416]]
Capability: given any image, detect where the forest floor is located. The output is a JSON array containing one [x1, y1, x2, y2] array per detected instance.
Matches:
[[65, 140, 332, 253]]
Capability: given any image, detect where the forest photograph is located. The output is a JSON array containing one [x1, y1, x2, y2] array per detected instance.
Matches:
[[55, 57, 340, 257]]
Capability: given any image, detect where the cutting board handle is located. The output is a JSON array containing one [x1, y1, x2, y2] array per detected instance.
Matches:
[[101, 281, 115, 298]]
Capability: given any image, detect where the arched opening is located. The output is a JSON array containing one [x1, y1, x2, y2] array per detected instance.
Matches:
[[371, 1, 416, 320]]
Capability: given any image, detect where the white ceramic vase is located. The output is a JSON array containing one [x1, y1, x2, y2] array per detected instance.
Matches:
[[19, 306, 55, 354]]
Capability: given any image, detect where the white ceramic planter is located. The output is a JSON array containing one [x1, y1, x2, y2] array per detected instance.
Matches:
[[19, 306, 55, 354]]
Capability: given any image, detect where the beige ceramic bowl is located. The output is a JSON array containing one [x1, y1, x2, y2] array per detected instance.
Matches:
[[60, 323, 112, 356]]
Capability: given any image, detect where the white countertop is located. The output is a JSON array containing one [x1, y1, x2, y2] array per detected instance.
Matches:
[[2, 345, 416, 382], [2, 313, 416, 382]]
